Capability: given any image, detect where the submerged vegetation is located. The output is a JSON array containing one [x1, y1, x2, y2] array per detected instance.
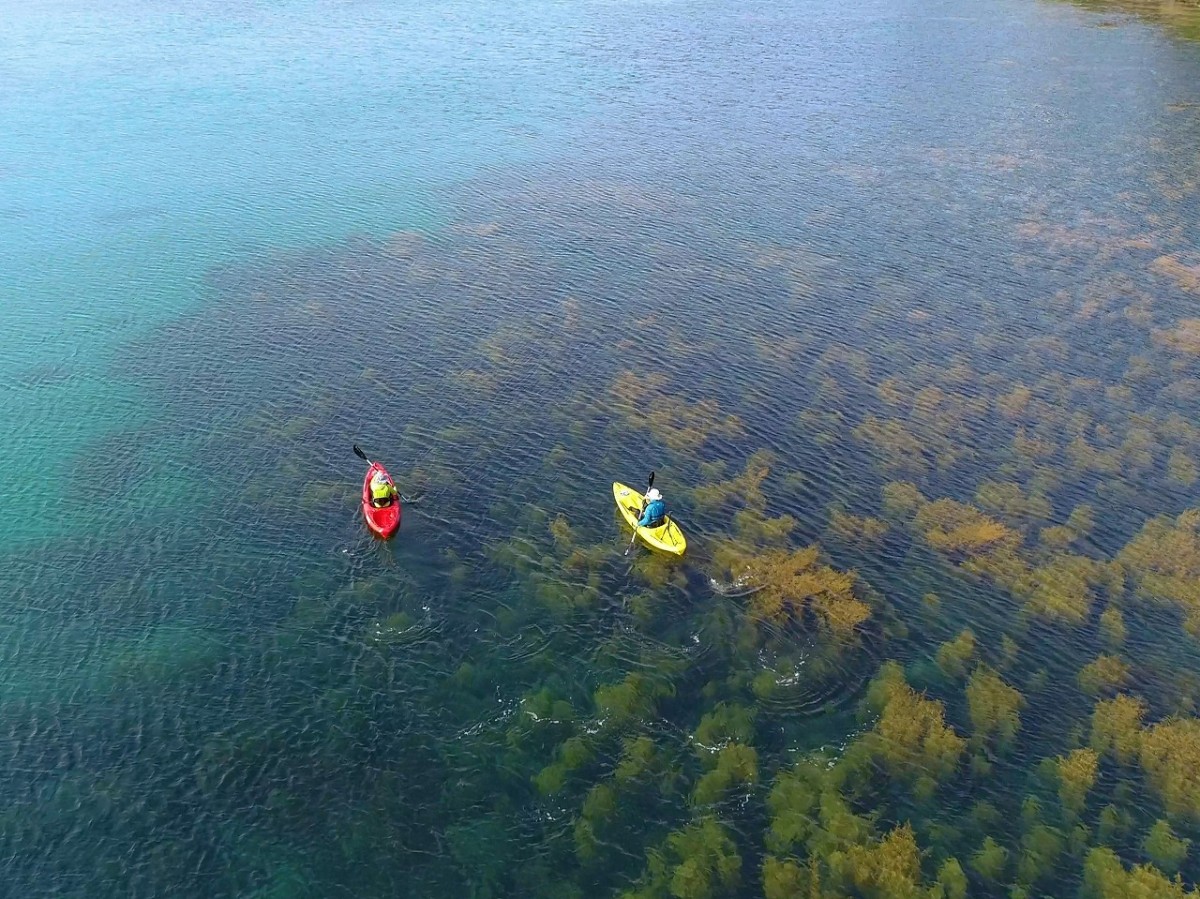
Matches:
[[14, 27, 1200, 890], [1066, 0, 1200, 42], [340, 159, 1200, 892]]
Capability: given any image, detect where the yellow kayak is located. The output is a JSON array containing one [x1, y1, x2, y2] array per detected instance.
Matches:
[[613, 482, 687, 557]]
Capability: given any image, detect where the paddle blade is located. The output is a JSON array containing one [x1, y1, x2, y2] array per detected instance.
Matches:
[[647, 471, 655, 489], [353, 444, 369, 462]]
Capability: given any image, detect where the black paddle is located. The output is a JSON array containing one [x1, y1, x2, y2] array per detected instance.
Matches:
[[624, 471, 655, 556]]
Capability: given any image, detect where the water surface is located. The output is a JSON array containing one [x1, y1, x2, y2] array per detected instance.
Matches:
[[5, 0, 1200, 895]]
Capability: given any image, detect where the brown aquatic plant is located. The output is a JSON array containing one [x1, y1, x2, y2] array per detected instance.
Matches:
[[1078, 654, 1131, 695], [1143, 819, 1190, 874], [732, 509, 795, 547], [935, 629, 976, 679], [760, 856, 808, 899], [1140, 717, 1200, 820], [691, 743, 758, 806], [1169, 448, 1199, 486], [765, 762, 823, 854], [914, 499, 1022, 560], [862, 661, 966, 786], [1016, 823, 1064, 888], [1011, 426, 1058, 466], [1039, 524, 1077, 551], [827, 508, 889, 549], [622, 817, 741, 899], [614, 736, 667, 786], [853, 416, 930, 476], [1120, 509, 1200, 637], [970, 836, 1008, 883], [1021, 554, 1115, 624], [609, 370, 743, 453], [534, 735, 594, 796], [965, 666, 1025, 748], [997, 384, 1033, 419], [594, 671, 675, 730], [1056, 748, 1099, 815], [1099, 606, 1126, 647], [581, 781, 617, 824], [766, 757, 874, 865], [1081, 847, 1191, 899], [842, 823, 929, 899], [974, 480, 1051, 529], [1067, 504, 1096, 536], [936, 858, 968, 899], [876, 377, 908, 408], [713, 544, 871, 636], [550, 514, 575, 549], [1098, 804, 1134, 846], [1066, 433, 1123, 476], [1090, 694, 1146, 764], [1151, 254, 1200, 295], [692, 449, 776, 516], [693, 703, 755, 749], [881, 481, 927, 521]]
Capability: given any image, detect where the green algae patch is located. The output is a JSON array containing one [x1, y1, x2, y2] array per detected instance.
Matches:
[[1091, 694, 1147, 763], [610, 370, 744, 454], [1145, 819, 1191, 873], [966, 666, 1025, 749], [862, 661, 966, 786], [1140, 718, 1200, 819], [711, 544, 872, 637], [936, 629, 977, 679]]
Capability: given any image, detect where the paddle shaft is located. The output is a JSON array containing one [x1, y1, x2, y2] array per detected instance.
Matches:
[[624, 524, 640, 555], [624, 471, 655, 556]]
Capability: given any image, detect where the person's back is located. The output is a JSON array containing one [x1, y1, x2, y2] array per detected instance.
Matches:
[[638, 488, 666, 528], [370, 471, 396, 507]]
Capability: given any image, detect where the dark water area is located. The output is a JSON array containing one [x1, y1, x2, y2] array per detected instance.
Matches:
[[8, 0, 1200, 896]]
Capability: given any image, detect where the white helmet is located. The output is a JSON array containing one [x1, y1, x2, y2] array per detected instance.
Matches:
[[646, 488, 662, 501]]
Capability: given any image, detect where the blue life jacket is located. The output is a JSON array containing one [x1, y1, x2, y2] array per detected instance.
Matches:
[[638, 498, 666, 528]]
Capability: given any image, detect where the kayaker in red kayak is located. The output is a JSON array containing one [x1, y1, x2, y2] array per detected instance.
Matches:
[[354, 444, 402, 538], [369, 469, 398, 508]]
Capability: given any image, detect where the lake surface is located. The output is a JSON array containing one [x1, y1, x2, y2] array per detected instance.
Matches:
[[6, 0, 1200, 895]]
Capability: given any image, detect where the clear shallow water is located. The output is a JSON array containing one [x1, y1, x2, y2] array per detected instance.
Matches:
[[6, 0, 1200, 895]]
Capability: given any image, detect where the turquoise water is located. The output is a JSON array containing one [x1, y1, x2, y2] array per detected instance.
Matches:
[[7, 0, 1200, 895], [1, 0, 579, 539]]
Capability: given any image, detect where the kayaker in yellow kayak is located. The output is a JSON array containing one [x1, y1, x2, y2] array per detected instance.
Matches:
[[636, 488, 667, 528], [614, 474, 687, 557], [369, 469, 398, 508]]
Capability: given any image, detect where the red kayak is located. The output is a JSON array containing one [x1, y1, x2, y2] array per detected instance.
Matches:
[[361, 462, 401, 538]]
